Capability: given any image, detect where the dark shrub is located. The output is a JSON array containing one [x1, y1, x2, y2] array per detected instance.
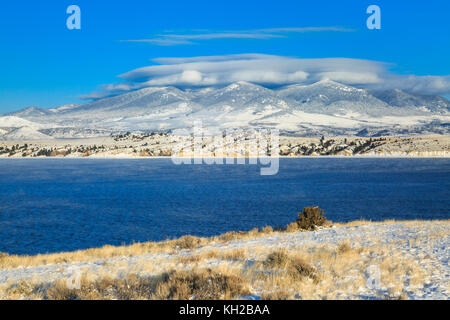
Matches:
[[45, 274, 158, 300], [264, 250, 290, 268], [289, 257, 319, 282], [337, 241, 352, 254], [155, 269, 250, 300], [295, 206, 327, 231], [264, 250, 319, 283]]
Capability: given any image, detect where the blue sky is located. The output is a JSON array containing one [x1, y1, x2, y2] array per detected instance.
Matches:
[[0, 0, 449, 113]]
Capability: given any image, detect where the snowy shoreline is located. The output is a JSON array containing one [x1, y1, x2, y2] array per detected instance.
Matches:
[[0, 155, 449, 159], [1, 220, 448, 300], [1, 134, 449, 159]]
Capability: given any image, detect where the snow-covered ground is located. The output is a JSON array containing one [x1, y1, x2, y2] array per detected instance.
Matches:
[[1, 221, 448, 300]]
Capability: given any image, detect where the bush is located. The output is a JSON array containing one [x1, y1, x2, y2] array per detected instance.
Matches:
[[294, 206, 327, 231], [45, 274, 158, 300], [289, 257, 319, 282], [262, 290, 292, 300], [218, 231, 245, 242], [43, 270, 250, 300], [260, 226, 273, 234], [285, 222, 299, 233], [155, 269, 250, 300], [264, 250, 319, 282], [0, 252, 9, 266], [337, 241, 352, 254], [175, 235, 202, 250], [7, 280, 35, 297], [264, 250, 290, 268]]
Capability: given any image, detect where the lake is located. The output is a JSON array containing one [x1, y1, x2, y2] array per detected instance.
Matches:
[[0, 158, 448, 255]]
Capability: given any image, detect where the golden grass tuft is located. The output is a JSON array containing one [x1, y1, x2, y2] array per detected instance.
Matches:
[[45, 274, 160, 300], [262, 290, 292, 300], [264, 250, 290, 268], [336, 241, 352, 255], [174, 235, 202, 250], [154, 269, 250, 300], [260, 226, 274, 234], [33, 269, 250, 300], [264, 249, 319, 282]]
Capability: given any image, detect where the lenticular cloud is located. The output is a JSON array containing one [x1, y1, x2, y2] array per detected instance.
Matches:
[[82, 54, 450, 99]]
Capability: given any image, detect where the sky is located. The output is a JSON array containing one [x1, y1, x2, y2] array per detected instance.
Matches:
[[0, 0, 449, 113]]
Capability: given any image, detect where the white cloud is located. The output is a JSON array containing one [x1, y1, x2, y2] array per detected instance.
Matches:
[[180, 70, 203, 84], [317, 72, 381, 84], [81, 54, 450, 99], [383, 75, 450, 95], [121, 27, 353, 46]]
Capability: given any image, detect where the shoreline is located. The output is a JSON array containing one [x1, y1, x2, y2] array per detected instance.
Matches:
[[0, 218, 448, 261], [0, 154, 449, 160], [1, 135, 449, 159], [1, 218, 448, 263]]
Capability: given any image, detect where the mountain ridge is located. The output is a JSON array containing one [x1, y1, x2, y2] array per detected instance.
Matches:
[[1, 81, 449, 140]]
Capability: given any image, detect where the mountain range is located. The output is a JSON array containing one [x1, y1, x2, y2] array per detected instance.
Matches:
[[1, 80, 449, 140]]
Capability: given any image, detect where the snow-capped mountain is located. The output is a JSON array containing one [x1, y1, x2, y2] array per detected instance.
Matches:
[[279, 80, 398, 117], [369, 89, 450, 113], [1, 80, 449, 140], [0, 116, 45, 128], [1, 127, 53, 141]]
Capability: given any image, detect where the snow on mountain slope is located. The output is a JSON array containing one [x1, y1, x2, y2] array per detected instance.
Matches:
[[0, 127, 53, 141], [58, 86, 192, 117], [277, 80, 409, 117], [20, 87, 199, 129], [2, 81, 449, 139], [50, 104, 81, 112], [370, 89, 450, 114], [6, 107, 53, 118], [0, 116, 46, 129], [7, 105, 81, 123], [194, 81, 287, 111]]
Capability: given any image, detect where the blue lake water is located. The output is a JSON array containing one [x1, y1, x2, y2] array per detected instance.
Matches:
[[0, 158, 449, 255]]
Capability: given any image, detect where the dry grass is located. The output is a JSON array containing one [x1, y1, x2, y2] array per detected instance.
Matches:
[[5, 269, 250, 300], [0, 239, 437, 300], [252, 241, 429, 300], [46, 274, 158, 300], [174, 235, 202, 250], [0, 225, 275, 270], [337, 241, 352, 254], [334, 218, 450, 228], [153, 269, 251, 300], [263, 249, 319, 283], [2, 212, 446, 271], [1, 219, 447, 300], [0, 220, 443, 270], [0, 206, 327, 270], [176, 248, 247, 265], [262, 290, 292, 300]]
